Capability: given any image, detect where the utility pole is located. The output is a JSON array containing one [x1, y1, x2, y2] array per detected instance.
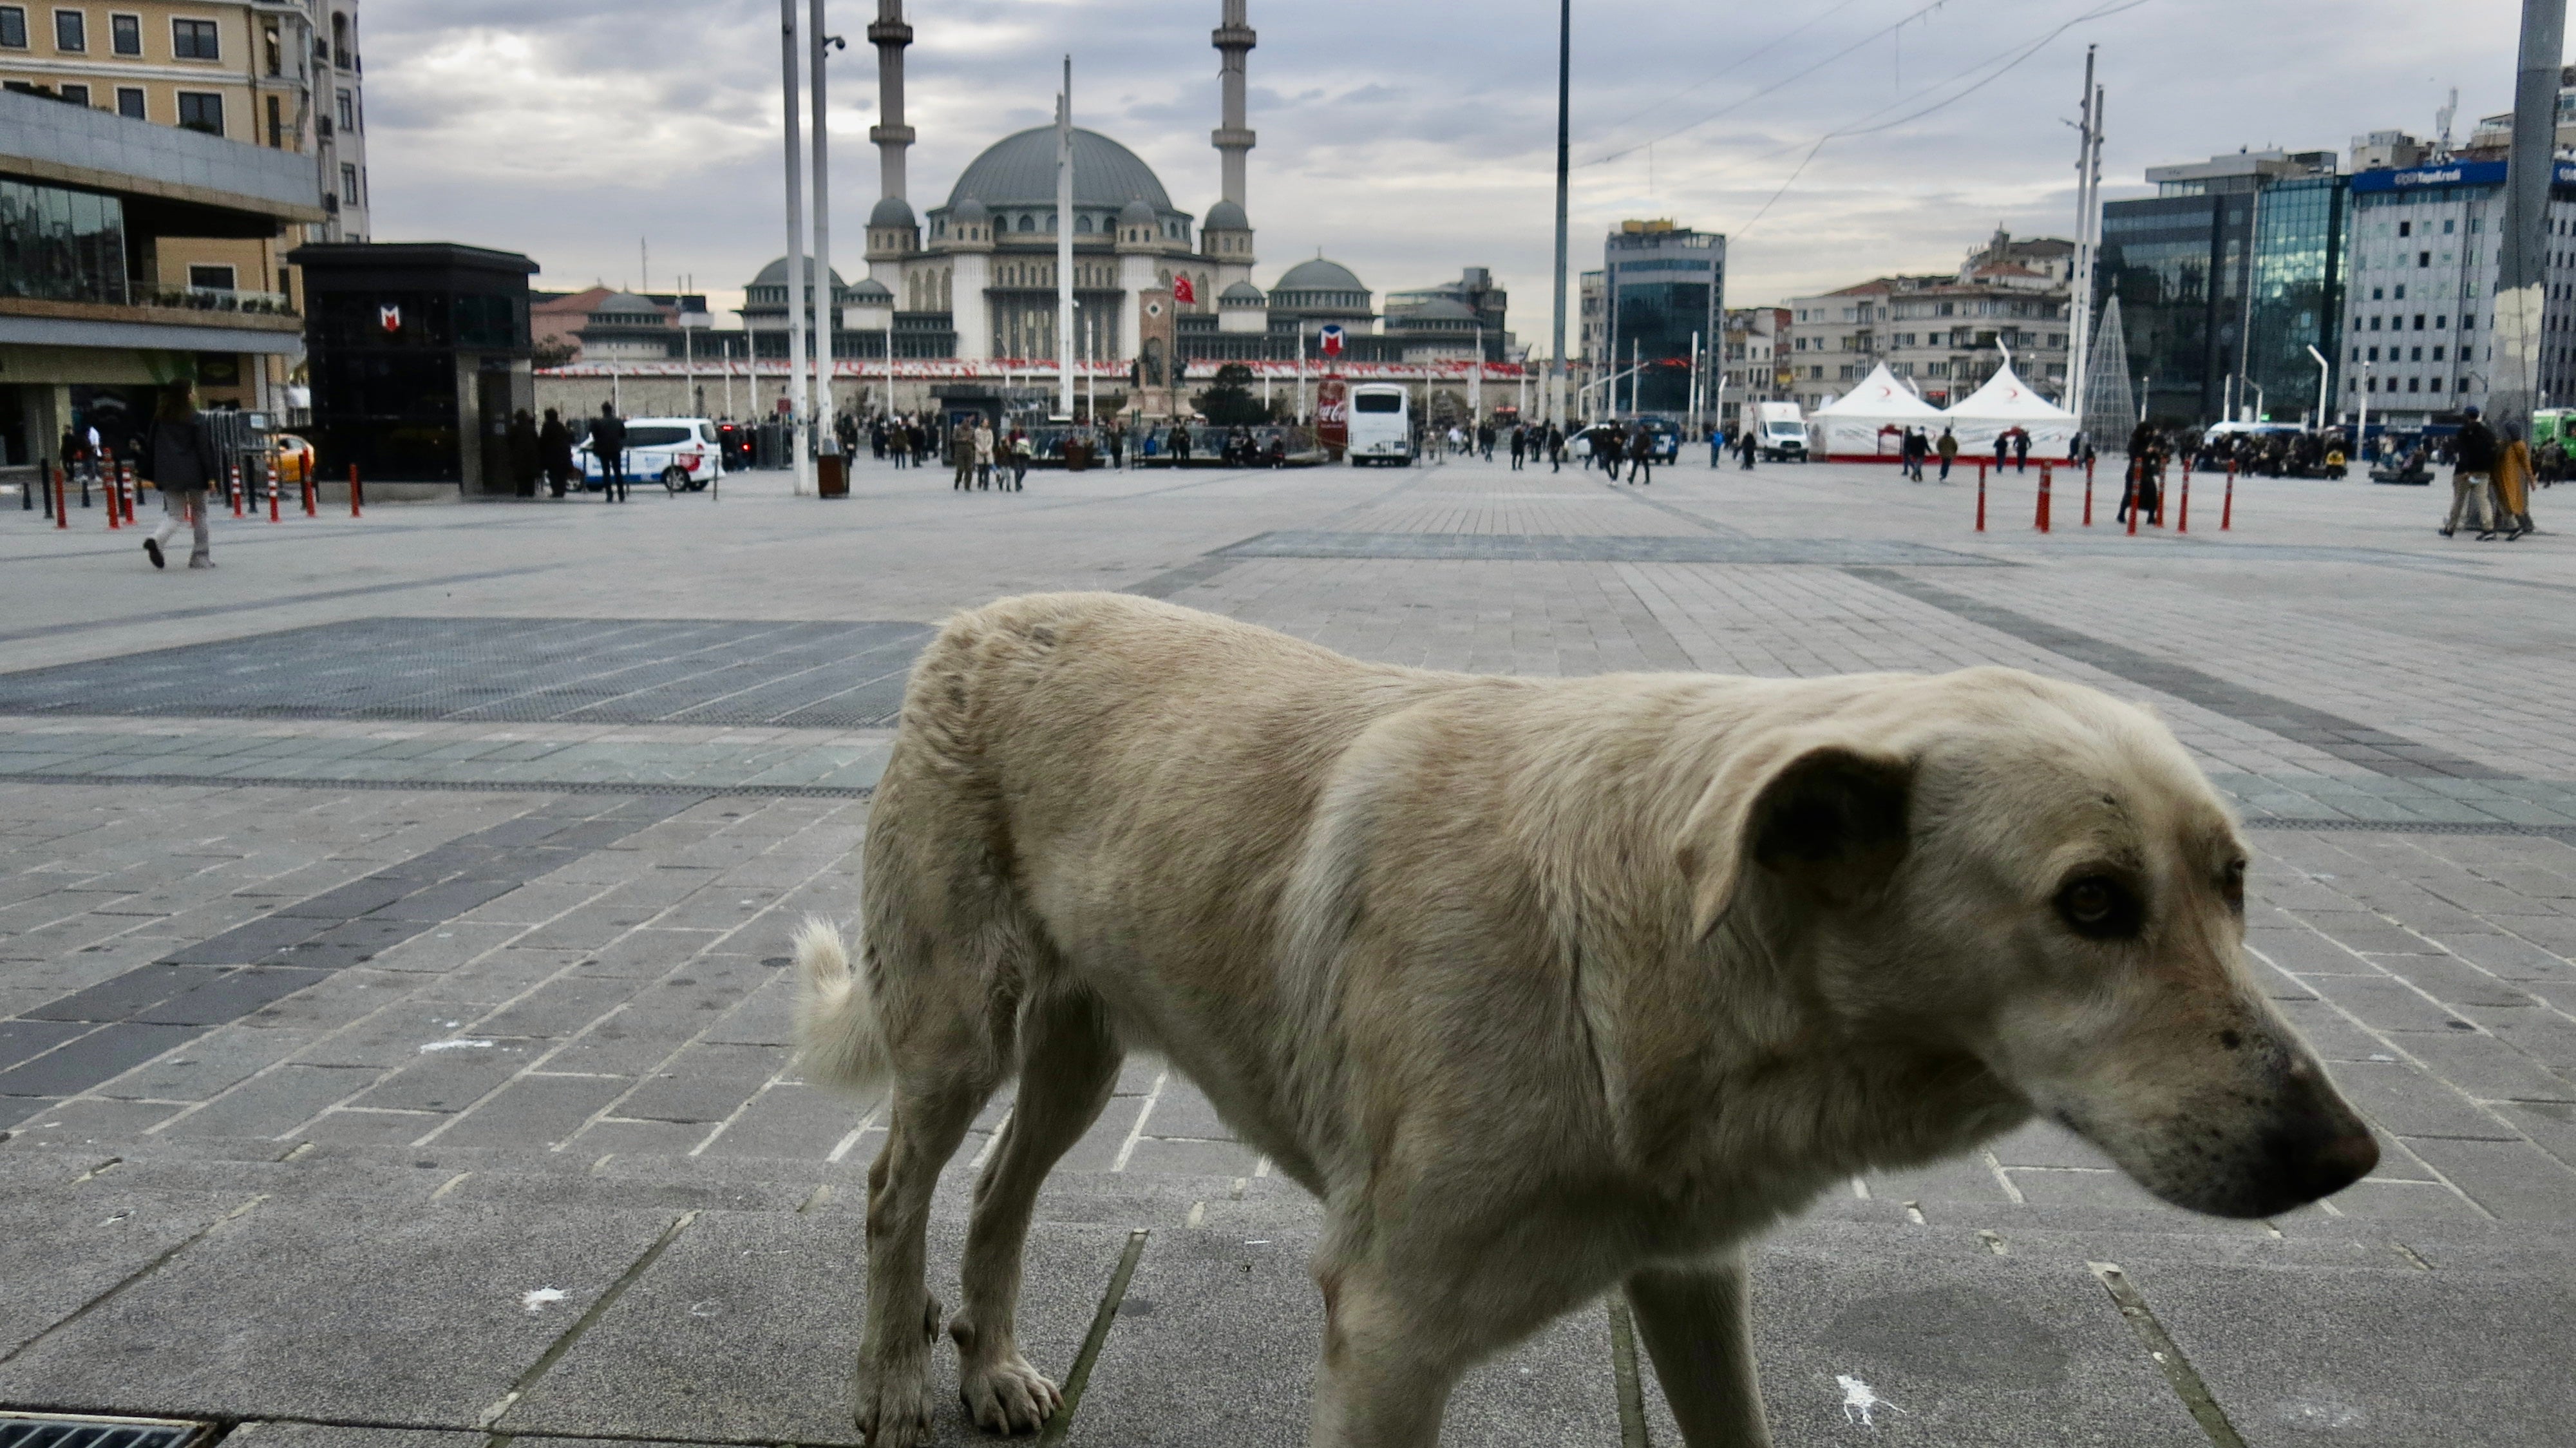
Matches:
[[2064, 46, 2102, 426], [2492, 0, 2567, 435], [1057, 55, 1075, 420], [1548, 0, 1571, 428], [810, 1, 842, 450], [778, 0, 810, 495]]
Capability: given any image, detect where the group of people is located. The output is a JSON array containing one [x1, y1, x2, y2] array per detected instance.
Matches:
[[2440, 407, 2537, 541], [947, 419, 1035, 491], [1880, 424, 2043, 482]]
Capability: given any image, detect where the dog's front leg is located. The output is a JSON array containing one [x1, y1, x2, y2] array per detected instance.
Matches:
[[1625, 1253, 1774, 1447], [1306, 1266, 1464, 1448]]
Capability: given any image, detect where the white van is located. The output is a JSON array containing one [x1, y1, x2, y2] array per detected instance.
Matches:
[[1755, 402, 1810, 462], [576, 417, 726, 492], [1347, 385, 1414, 466]]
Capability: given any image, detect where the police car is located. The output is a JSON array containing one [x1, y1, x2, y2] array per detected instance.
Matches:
[[575, 417, 724, 492]]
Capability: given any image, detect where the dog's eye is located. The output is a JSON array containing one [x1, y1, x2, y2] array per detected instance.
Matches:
[[2056, 875, 2142, 940], [2221, 860, 2246, 912]]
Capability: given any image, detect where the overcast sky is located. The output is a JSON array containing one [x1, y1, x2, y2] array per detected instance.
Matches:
[[367, 0, 2541, 348]]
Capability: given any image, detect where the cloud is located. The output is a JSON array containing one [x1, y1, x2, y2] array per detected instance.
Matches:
[[362, 0, 2535, 340]]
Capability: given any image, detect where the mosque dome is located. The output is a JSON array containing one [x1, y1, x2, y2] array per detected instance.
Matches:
[[846, 277, 894, 301], [1119, 197, 1157, 227], [747, 256, 850, 290], [1204, 199, 1250, 231], [947, 127, 1173, 211], [1273, 257, 1365, 294], [589, 291, 663, 318], [868, 195, 918, 228], [951, 196, 989, 223]]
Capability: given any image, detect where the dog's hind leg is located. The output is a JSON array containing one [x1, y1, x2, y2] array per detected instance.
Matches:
[[950, 987, 1124, 1433], [854, 1062, 992, 1448], [1624, 1254, 1774, 1447]]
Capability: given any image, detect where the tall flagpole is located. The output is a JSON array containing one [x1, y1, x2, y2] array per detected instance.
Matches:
[[779, 0, 810, 495], [1548, 0, 1571, 427], [2064, 46, 2098, 424], [1057, 56, 1076, 420], [810, 1, 839, 452]]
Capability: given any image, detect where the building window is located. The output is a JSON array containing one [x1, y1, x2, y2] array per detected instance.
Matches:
[[266, 93, 281, 145], [57, 81, 86, 104], [336, 88, 353, 129], [176, 90, 222, 135], [340, 162, 358, 204], [115, 84, 142, 117], [171, 15, 215, 57], [109, 10, 137, 52], [187, 263, 235, 290], [0, 7, 23, 47], [53, 8, 83, 50]]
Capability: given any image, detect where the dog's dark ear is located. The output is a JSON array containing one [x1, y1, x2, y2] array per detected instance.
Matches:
[[1679, 742, 1913, 939]]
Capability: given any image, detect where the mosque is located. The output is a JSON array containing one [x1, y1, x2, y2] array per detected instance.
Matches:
[[749, 0, 1511, 383]]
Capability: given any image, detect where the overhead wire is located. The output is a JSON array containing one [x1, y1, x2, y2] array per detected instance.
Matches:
[[1586, 0, 1870, 143]]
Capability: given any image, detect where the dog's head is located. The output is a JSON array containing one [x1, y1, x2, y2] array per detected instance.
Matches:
[[1680, 669, 2377, 1219]]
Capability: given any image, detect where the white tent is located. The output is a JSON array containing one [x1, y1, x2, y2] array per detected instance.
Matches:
[[1810, 363, 1944, 461], [1939, 362, 2079, 456]]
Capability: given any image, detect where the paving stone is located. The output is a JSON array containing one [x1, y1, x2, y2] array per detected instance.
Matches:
[[0, 1021, 203, 1099], [429, 1074, 634, 1151], [0, 1183, 252, 1358], [352, 1040, 547, 1114], [2399, 1136, 2576, 1223], [2329, 1060, 2518, 1141], [158, 1062, 383, 1140]]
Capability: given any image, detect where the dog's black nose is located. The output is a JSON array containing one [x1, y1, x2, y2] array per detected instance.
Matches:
[[2298, 1127, 2380, 1200], [2260, 1114, 2379, 1208]]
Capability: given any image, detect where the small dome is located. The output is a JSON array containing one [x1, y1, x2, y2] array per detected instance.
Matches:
[[1220, 280, 1265, 303], [748, 256, 850, 289], [1119, 197, 1157, 227], [846, 277, 894, 301], [1273, 256, 1367, 294], [1204, 199, 1250, 231], [868, 195, 918, 228], [951, 196, 989, 224], [590, 291, 664, 317]]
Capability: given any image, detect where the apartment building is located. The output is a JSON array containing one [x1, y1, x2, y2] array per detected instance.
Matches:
[[1716, 305, 1790, 427], [0, 1, 368, 240], [1783, 234, 2073, 412]]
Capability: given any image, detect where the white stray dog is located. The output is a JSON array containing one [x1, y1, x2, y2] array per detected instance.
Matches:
[[799, 591, 2377, 1447]]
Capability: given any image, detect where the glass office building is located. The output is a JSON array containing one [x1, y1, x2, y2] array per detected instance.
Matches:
[[2244, 175, 2345, 421], [1601, 220, 1723, 415]]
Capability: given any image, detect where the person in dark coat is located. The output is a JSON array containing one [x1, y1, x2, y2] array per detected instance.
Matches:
[[540, 408, 574, 497], [1626, 423, 1654, 484], [135, 381, 220, 568], [592, 403, 629, 502], [507, 409, 540, 497], [2012, 427, 2031, 472]]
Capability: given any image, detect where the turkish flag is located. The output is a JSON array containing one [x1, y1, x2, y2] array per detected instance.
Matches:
[[1173, 274, 1195, 305]]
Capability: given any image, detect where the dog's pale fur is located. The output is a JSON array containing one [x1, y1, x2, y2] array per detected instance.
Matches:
[[800, 591, 2376, 1447]]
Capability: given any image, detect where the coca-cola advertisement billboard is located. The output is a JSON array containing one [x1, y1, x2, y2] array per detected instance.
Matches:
[[1315, 377, 1349, 455]]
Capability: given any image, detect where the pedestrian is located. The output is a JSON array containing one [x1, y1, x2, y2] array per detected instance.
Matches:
[[2494, 421, 2536, 540], [1510, 424, 1528, 471], [1173, 423, 1194, 467], [2443, 406, 2499, 538], [1547, 421, 1564, 473], [1009, 429, 1032, 490], [1993, 431, 2009, 475], [973, 419, 997, 490], [1897, 428, 1921, 482], [1710, 424, 1724, 468], [508, 409, 540, 497], [1738, 424, 1757, 470], [1627, 423, 1654, 484], [592, 403, 629, 501], [135, 381, 219, 569], [1936, 425, 1959, 482], [1107, 421, 1125, 469], [2118, 421, 2161, 524], [952, 422, 975, 490], [540, 408, 573, 497], [2013, 428, 2031, 473]]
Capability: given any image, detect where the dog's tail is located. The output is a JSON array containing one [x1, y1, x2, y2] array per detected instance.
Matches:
[[793, 915, 889, 1094]]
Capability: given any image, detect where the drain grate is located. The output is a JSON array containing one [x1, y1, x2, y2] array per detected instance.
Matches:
[[0, 1414, 211, 1448]]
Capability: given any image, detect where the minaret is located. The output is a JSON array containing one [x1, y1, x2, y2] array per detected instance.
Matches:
[[864, 0, 919, 289], [868, 0, 914, 203], [1211, 0, 1255, 211]]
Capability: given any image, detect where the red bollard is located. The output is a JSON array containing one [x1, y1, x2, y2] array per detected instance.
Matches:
[[2152, 460, 2166, 526], [1975, 463, 1988, 531], [2083, 461, 2095, 526], [53, 465, 68, 529], [2036, 462, 2052, 533], [2222, 469, 2234, 531], [229, 461, 245, 518], [348, 463, 363, 518], [120, 461, 137, 523], [2177, 469, 2191, 533], [104, 467, 121, 531], [269, 471, 282, 522], [2126, 462, 2141, 536], [301, 470, 316, 517]]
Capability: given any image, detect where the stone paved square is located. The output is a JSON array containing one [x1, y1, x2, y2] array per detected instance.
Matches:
[[5, 453, 2575, 1443]]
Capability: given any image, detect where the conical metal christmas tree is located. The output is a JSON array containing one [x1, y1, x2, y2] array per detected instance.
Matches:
[[2081, 295, 2137, 445]]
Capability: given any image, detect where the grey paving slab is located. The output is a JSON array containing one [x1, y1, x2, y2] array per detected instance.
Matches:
[[0, 1184, 251, 1358], [1059, 1226, 1321, 1447], [223, 1425, 484, 1448], [0, 1198, 679, 1424], [2123, 1257, 2574, 1446], [502, 1212, 1130, 1447]]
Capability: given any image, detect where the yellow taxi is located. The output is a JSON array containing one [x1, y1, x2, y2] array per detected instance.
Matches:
[[269, 432, 316, 484]]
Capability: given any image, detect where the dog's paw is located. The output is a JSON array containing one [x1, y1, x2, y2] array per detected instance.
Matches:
[[852, 1351, 938, 1447], [959, 1352, 1061, 1435]]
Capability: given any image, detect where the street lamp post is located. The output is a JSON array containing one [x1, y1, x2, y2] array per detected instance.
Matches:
[[777, 0, 810, 495], [2305, 345, 2330, 433]]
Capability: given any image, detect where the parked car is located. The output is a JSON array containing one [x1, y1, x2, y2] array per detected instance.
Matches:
[[574, 417, 724, 492], [269, 432, 315, 484]]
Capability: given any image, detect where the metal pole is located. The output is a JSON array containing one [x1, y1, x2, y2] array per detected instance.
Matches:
[[1057, 55, 1075, 420], [2306, 344, 2329, 432], [811, 0, 838, 455], [1548, 0, 1570, 428], [2065, 48, 2098, 425], [779, 0, 811, 495], [2493, 0, 2568, 435]]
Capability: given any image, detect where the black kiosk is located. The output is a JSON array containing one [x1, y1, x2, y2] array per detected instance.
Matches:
[[288, 242, 536, 495]]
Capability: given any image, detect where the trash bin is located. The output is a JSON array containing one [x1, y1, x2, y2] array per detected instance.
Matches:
[[818, 453, 848, 497], [1064, 439, 1094, 472]]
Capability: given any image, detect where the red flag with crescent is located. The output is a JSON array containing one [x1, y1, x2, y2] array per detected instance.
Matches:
[[1173, 274, 1196, 305]]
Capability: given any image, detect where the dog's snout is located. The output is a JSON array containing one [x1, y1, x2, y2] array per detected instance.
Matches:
[[2270, 1116, 2378, 1204]]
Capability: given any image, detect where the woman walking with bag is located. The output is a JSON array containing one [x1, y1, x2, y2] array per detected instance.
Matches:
[[137, 382, 220, 569]]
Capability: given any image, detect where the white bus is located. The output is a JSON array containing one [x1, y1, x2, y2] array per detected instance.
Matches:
[[1347, 385, 1414, 466]]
